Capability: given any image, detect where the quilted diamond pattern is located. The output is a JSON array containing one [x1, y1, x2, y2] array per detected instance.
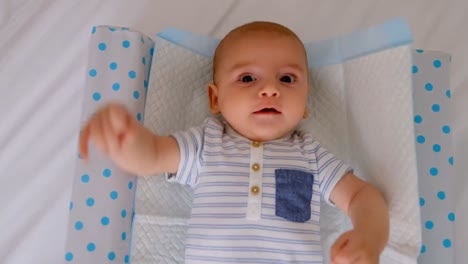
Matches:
[[132, 38, 212, 263], [135, 175, 193, 218], [131, 215, 188, 264], [131, 36, 420, 264], [343, 46, 421, 263]]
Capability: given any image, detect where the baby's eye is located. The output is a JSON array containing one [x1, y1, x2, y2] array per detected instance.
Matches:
[[280, 74, 296, 83], [240, 74, 256, 83]]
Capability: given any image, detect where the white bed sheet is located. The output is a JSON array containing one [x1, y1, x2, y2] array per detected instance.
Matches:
[[1, 0, 466, 263]]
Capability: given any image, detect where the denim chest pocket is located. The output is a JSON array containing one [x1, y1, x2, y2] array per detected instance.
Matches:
[[275, 169, 314, 223]]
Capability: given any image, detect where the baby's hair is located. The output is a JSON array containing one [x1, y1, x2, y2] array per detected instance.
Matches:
[[212, 21, 307, 84]]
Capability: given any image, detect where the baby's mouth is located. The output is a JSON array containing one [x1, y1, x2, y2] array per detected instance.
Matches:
[[254, 108, 282, 114]]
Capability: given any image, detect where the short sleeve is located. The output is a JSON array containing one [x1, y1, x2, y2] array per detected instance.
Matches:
[[311, 140, 353, 206], [166, 125, 204, 187]]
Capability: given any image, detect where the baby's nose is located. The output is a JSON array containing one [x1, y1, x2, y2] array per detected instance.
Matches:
[[259, 82, 280, 97]]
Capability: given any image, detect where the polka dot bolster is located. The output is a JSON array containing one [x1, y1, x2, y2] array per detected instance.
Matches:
[[412, 50, 455, 264], [64, 26, 154, 263]]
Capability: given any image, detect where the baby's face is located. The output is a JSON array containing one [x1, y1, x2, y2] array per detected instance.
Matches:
[[208, 32, 309, 141]]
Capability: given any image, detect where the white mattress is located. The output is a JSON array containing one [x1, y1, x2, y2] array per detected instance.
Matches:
[[1, 0, 466, 263]]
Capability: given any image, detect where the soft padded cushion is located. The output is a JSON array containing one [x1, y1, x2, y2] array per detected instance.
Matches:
[[65, 19, 455, 264], [135, 19, 421, 264]]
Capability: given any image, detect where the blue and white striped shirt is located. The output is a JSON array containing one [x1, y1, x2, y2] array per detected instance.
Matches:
[[168, 117, 352, 263]]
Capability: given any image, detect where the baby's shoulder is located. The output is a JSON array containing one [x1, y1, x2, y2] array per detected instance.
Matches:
[[290, 129, 325, 152], [292, 129, 317, 143], [194, 116, 226, 140], [201, 116, 224, 131]]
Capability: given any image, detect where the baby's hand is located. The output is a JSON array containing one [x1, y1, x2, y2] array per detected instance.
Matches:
[[330, 229, 380, 264], [79, 103, 157, 175]]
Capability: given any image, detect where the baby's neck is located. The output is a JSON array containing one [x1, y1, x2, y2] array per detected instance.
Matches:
[[221, 117, 297, 142]]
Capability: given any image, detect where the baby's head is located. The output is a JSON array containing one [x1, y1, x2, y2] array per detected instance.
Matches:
[[208, 21, 309, 142]]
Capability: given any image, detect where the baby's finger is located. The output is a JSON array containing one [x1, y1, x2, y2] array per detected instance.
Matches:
[[330, 233, 350, 261], [89, 117, 109, 155], [101, 108, 119, 155], [109, 105, 137, 148], [79, 124, 91, 160], [108, 104, 132, 136], [119, 117, 138, 148], [334, 239, 362, 264]]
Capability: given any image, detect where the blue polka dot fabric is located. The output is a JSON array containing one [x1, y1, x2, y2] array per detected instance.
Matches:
[[65, 26, 154, 263], [412, 50, 455, 264]]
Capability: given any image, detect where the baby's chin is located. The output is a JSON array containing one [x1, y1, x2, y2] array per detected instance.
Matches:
[[222, 115, 300, 142], [240, 127, 295, 142]]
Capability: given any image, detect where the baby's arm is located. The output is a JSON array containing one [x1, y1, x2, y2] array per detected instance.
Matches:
[[79, 103, 180, 176], [329, 173, 389, 264]]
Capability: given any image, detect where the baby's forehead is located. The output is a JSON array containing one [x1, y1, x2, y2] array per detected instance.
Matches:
[[217, 31, 306, 60], [212, 22, 308, 81], [225, 29, 300, 46]]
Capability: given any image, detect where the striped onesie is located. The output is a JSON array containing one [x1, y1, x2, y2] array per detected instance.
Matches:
[[168, 116, 352, 263]]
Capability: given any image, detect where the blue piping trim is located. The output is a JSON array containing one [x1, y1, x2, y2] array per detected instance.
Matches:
[[305, 18, 413, 67], [157, 18, 413, 68]]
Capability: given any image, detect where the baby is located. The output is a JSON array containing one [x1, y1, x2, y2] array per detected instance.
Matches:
[[80, 22, 389, 264]]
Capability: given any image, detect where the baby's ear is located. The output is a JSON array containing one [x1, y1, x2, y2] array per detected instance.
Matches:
[[303, 108, 309, 119], [207, 82, 220, 114]]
